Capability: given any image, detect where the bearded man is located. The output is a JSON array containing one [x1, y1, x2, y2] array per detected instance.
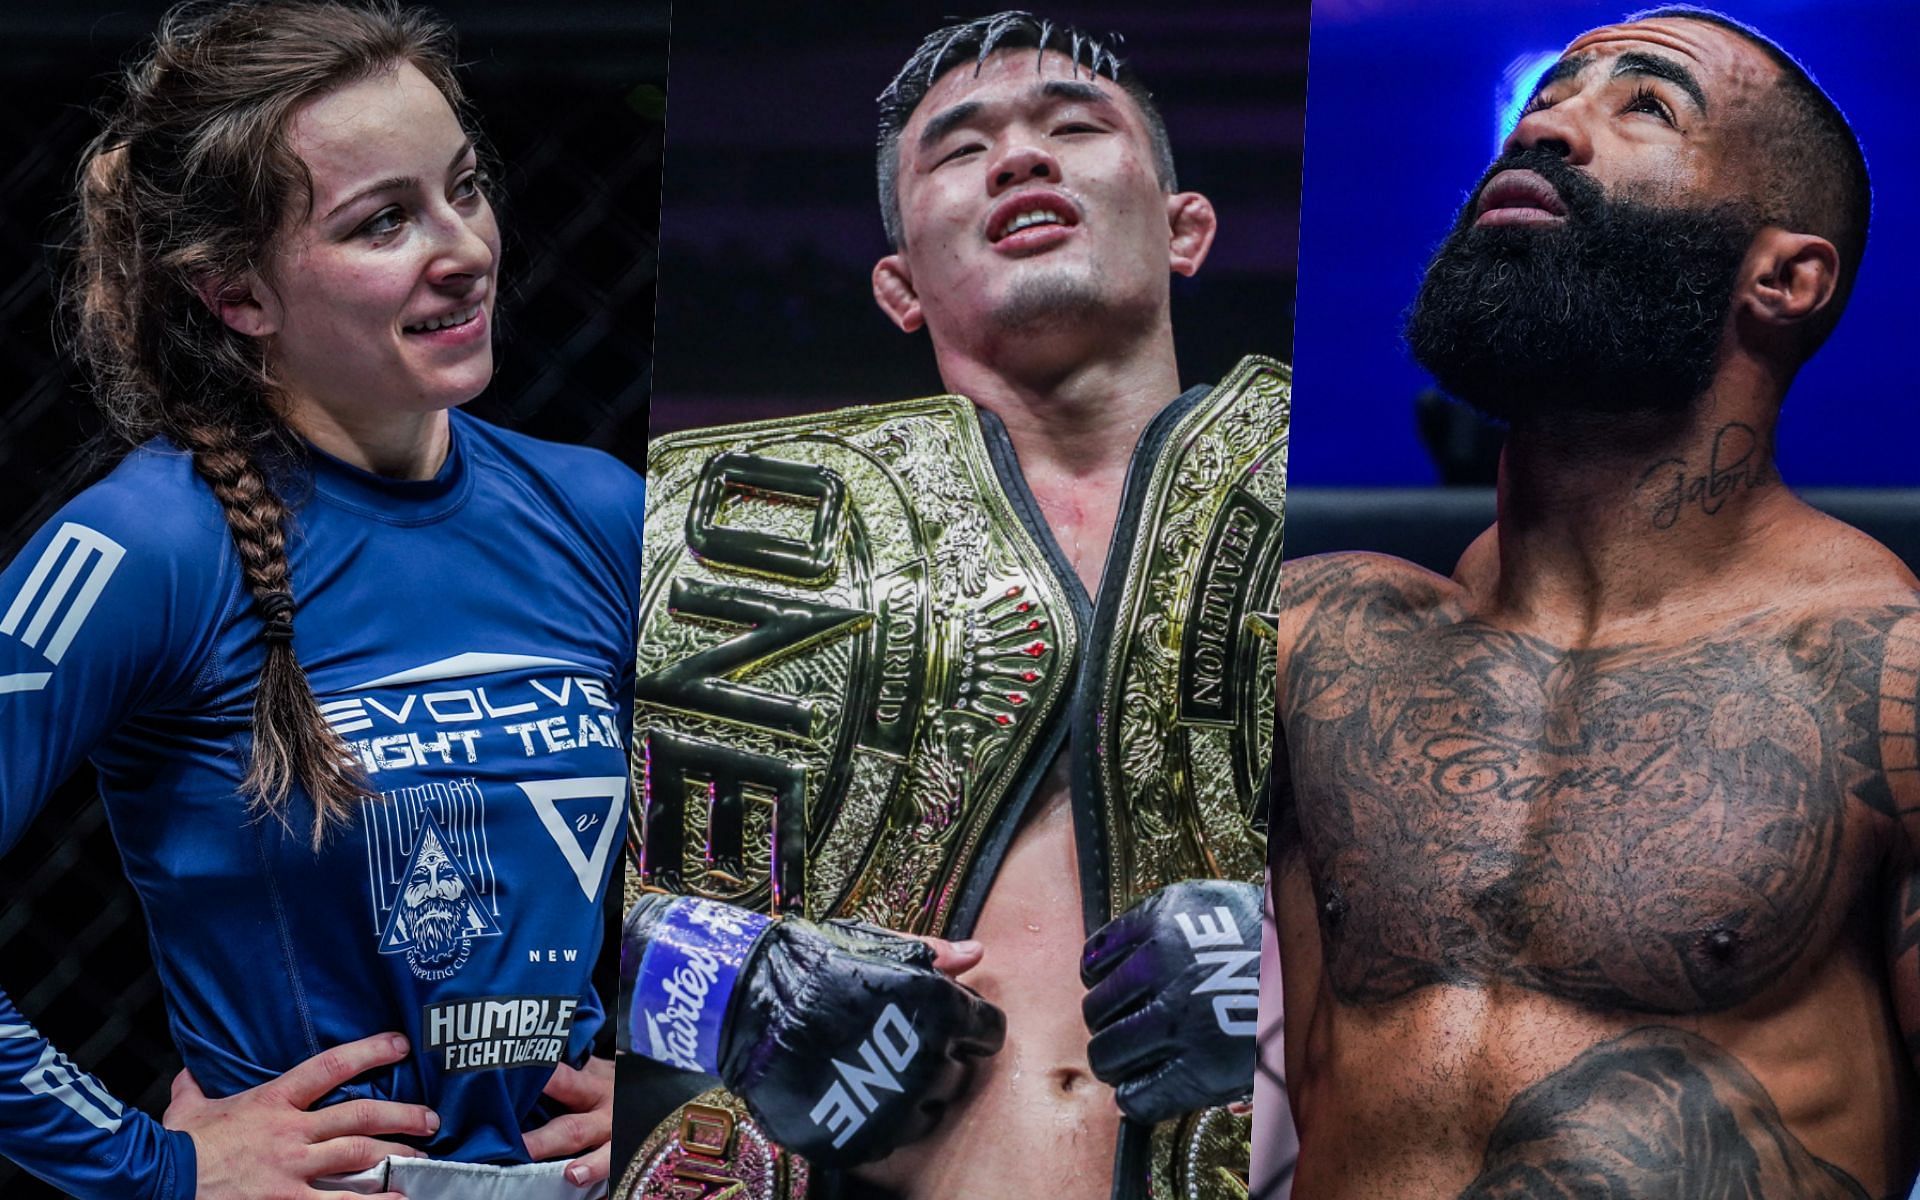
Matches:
[[615, 13, 1289, 1200], [401, 839, 465, 966], [1268, 7, 1918, 1196]]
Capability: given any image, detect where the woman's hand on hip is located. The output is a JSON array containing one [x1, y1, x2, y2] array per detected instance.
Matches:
[[522, 1056, 614, 1187], [163, 1031, 438, 1200]]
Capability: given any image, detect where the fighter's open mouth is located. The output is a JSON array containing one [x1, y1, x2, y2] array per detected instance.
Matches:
[[404, 304, 482, 334], [1475, 170, 1568, 220], [987, 192, 1081, 243]]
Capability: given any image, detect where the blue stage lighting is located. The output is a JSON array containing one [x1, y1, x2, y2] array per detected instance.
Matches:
[[1495, 49, 1563, 152]]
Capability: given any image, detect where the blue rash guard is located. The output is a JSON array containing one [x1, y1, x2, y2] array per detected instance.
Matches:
[[0, 410, 644, 1198]]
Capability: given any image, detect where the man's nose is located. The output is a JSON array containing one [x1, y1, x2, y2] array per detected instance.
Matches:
[[1502, 99, 1594, 165], [989, 141, 1061, 194]]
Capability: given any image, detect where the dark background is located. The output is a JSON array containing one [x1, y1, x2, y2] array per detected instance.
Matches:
[[648, 1, 1309, 433], [0, 3, 665, 1194]]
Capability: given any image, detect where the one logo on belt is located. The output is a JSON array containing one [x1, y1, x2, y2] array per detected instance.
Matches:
[[666, 1102, 745, 1196], [422, 995, 578, 1073]]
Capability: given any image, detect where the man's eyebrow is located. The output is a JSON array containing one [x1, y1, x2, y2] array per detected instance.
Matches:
[[1530, 53, 1593, 103], [917, 80, 1120, 155], [323, 138, 475, 220], [1040, 79, 1113, 107], [1611, 51, 1708, 113], [918, 100, 983, 152]]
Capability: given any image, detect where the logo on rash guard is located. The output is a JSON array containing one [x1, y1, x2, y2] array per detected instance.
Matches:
[[0, 522, 124, 694], [422, 995, 578, 1073], [4, 1023, 124, 1133], [375, 807, 502, 981]]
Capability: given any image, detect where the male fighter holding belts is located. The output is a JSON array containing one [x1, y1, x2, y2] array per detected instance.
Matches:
[[617, 13, 1288, 1200], [1268, 8, 1919, 1196]]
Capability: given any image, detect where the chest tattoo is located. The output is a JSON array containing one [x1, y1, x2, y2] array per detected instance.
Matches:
[[1279, 561, 1907, 1013], [1462, 1027, 1868, 1198]]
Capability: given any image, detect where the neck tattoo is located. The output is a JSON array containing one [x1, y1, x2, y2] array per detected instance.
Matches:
[[1634, 422, 1774, 531]]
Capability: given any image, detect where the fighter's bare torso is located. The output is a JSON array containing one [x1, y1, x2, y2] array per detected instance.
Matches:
[[1273, 535, 1920, 1197], [857, 465, 1127, 1199], [860, 775, 1121, 1198]]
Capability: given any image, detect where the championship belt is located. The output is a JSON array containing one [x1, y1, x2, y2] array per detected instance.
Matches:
[[1074, 356, 1292, 1200], [616, 396, 1081, 1199], [617, 357, 1290, 1200], [618, 1089, 809, 1200], [628, 395, 1079, 929]]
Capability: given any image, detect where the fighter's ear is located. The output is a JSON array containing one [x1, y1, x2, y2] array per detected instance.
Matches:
[[1167, 191, 1217, 278], [1743, 227, 1838, 328], [194, 269, 282, 339], [872, 253, 924, 333]]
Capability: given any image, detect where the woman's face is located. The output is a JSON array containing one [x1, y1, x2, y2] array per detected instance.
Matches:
[[255, 62, 500, 427]]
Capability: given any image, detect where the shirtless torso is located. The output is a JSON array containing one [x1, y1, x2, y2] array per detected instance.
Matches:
[[858, 449, 1125, 1200], [1272, 514, 1920, 1197]]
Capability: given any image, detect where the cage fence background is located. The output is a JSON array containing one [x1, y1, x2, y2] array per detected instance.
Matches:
[[0, 4, 665, 1194], [1251, 883, 1294, 1200]]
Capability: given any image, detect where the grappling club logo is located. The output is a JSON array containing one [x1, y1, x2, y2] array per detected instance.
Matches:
[[367, 781, 502, 981]]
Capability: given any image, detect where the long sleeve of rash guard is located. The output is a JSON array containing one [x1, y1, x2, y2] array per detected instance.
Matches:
[[0, 465, 220, 1199]]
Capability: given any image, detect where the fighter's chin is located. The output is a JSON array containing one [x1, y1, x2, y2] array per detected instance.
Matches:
[[1424, 371, 1699, 424], [985, 267, 1112, 332], [407, 357, 494, 411]]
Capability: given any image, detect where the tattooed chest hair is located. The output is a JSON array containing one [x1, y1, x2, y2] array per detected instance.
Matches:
[[1283, 580, 1912, 1014]]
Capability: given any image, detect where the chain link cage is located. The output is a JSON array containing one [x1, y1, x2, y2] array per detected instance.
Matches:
[[0, 3, 665, 1194]]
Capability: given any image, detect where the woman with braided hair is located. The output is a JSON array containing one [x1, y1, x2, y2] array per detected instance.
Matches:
[[0, 3, 643, 1198]]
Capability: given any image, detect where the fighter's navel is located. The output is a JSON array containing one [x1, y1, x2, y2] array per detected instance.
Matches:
[[1053, 1066, 1092, 1096]]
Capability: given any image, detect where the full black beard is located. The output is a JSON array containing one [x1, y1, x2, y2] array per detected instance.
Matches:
[[1404, 148, 1759, 421]]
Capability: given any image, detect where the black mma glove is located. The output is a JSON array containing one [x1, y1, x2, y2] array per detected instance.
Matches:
[[624, 894, 1004, 1166], [1079, 877, 1262, 1124]]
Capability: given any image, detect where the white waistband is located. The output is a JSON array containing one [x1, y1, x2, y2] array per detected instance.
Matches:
[[317, 1157, 609, 1200]]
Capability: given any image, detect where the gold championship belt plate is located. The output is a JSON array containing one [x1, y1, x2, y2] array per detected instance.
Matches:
[[630, 396, 1078, 930], [618, 1090, 808, 1200], [1075, 356, 1291, 1200]]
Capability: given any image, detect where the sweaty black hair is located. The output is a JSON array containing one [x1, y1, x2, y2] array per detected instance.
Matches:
[[874, 10, 1176, 249], [1632, 6, 1870, 359]]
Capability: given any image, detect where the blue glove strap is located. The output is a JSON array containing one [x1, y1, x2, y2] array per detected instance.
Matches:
[[630, 898, 770, 1073]]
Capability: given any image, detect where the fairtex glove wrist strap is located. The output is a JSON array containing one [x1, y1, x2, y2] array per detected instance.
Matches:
[[629, 896, 771, 1074]]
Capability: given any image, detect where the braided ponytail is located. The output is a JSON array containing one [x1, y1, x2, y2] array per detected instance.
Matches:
[[179, 423, 365, 843], [64, 1, 466, 846]]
